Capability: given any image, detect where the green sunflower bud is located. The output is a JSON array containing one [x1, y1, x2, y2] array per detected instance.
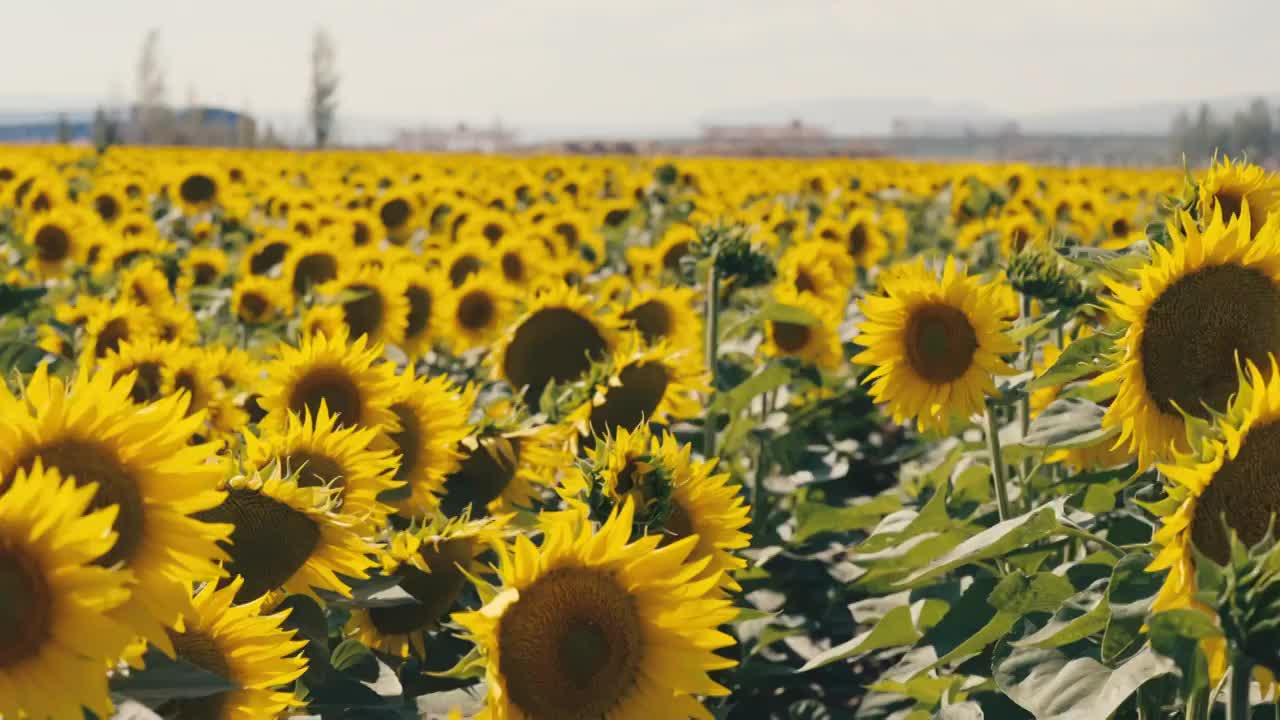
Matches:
[[1008, 247, 1091, 307], [1204, 525, 1280, 678]]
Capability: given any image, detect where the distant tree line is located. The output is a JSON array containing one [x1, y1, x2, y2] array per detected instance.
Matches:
[[1170, 98, 1277, 166]]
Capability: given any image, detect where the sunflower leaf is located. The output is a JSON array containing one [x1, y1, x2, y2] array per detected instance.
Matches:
[[1027, 334, 1116, 390], [709, 363, 792, 416], [1101, 552, 1162, 663], [792, 494, 903, 544], [895, 502, 1067, 586], [1021, 397, 1117, 450], [758, 301, 821, 327], [1012, 579, 1111, 649], [110, 647, 239, 704], [994, 641, 1173, 720]]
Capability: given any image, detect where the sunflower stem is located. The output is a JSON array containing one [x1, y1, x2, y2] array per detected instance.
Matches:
[[1229, 652, 1253, 720], [703, 260, 720, 458], [1184, 687, 1210, 720], [1017, 293, 1034, 511], [984, 403, 1013, 523]]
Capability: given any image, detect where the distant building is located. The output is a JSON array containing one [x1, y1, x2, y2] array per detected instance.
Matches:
[[0, 111, 94, 143], [701, 119, 830, 143], [394, 122, 516, 153], [0, 105, 255, 146], [891, 116, 1020, 138]]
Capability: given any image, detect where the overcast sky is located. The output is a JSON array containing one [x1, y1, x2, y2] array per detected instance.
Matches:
[[4, 0, 1277, 133]]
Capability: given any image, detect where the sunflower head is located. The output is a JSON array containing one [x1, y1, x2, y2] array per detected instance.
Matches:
[[1197, 157, 1280, 238], [445, 271, 514, 353], [566, 336, 708, 440], [764, 288, 845, 370], [233, 275, 293, 325], [259, 327, 400, 433], [315, 265, 410, 348]]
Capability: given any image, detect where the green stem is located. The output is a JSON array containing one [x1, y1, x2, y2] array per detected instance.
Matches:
[[1229, 653, 1253, 720], [1185, 687, 1209, 720], [703, 261, 720, 458], [1018, 293, 1034, 510], [984, 403, 1013, 522]]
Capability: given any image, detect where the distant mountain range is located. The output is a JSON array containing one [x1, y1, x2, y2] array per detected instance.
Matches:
[[2, 93, 1276, 143]]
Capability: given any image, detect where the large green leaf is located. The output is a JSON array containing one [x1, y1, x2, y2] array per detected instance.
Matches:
[[110, 647, 238, 703], [994, 643, 1172, 719], [799, 598, 948, 672], [1027, 334, 1115, 390], [709, 363, 792, 416], [896, 503, 1066, 586], [1021, 398, 1118, 450], [1012, 580, 1110, 649], [1147, 609, 1215, 699], [792, 494, 903, 543], [758, 300, 821, 326], [1102, 552, 1162, 663]]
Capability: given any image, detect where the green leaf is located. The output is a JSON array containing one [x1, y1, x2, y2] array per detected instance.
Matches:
[[1021, 397, 1118, 450], [329, 638, 376, 677], [994, 643, 1172, 719], [427, 644, 488, 681], [110, 647, 238, 703], [917, 577, 1000, 661], [758, 300, 822, 327], [1012, 581, 1111, 649], [987, 571, 1076, 615], [1082, 484, 1117, 513], [896, 504, 1066, 586], [709, 363, 792, 416], [799, 599, 948, 672], [1147, 609, 1214, 699], [933, 702, 985, 720], [0, 284, 47, 316], [1102, 552, 1163, 663], [792, 495, 903, 543], [855, 489, 957, 555], [1028, 334, 1116, 390], [0, 341, 52, 374], [1005, 313, 1056, 344]]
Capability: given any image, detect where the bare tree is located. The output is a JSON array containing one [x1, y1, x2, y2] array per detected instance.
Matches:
[[309, 29, 339, 148], [136, 29, 171, 143]]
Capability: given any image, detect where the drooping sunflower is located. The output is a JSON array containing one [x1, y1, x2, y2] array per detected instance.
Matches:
[[161, 577, 309, 720], [385, 368, 474, 519], [232, 275, 294, 325], [616, 285, 703, 353], [244, 402, 401, 529], [195, 467, 377, 602], [23, 208, 84, 277], [259, 327, 400, 433], [397, 264, 448, 358], [0, 461, 135, 720], [284, 235, 347, 297], [453, 499, 737, 720], [345, 515, 508, 658], [316, 265, 410, 347], [566, 337, 708, 441], [854, 257, 1018, 433], [763, 289, 845, 370], [1097, 207, 1280, 465], [1197, 156, 1280, 238], [445, 272, 515, 353], [492, 282, 620, 404], [0, 364, 230, 651]]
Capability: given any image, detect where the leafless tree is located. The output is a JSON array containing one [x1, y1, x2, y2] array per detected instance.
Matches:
[[309, 29, 339, 148], [136, 29, 172, 143]]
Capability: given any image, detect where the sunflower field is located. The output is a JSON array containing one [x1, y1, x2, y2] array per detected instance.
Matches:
[[1, 146, 1280, 720]]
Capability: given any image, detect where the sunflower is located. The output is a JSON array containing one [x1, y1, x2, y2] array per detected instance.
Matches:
[[853, 257, 1019, 433], [539, 209, 603, 262], [84, 298, 157, 360], [439, 424, 570, 517], [385, 368, 474, 519], [345, 515, 508, 658], [233, 275, 294, 325], [0, 364, 230, 651], [453, 499, 737, 720], [999, 212, 1042, 256], [241, 232, 294, 277], [777, 240, 852, 313], [445, 272, 514, 353], [259, 327, 400, 433], [1097, 207, 1280, 465], [377, 190, 419, 243], [316, 266, 410, 347], [284, 235, 347, 297], [302, 304, 348, 341], [0, 461, 135, 720], [97, 336, 181, 405], [443, 237, 495, 288], [174, 165, 222, 214], [652, 224, 699, 276], [839, 210, 889, 269], [397, 264, 448, 358], [494, 233, 549, 288], [567, 337, 708, 440], [617, 285, 703, 353], [159, 576, 309, 720], [1197, 157, 1280, 238], [23, 208, 84, 277], [119, 257, 175, 308], [181, 246, 230, 291], [195, 467, 376, 602], [763, 289, 845, 370], [492, 282, 620, 403], [87, 182, 125, 224], [244, 401, 401, 528], [167, 345, 237, 434]]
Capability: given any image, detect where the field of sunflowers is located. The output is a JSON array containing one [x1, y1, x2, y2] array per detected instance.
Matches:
[[2, 145, 1280, 719]]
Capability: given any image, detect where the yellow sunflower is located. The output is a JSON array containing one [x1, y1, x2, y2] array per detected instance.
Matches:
[[173, 165, 222, 215], [0, 364, 230, 652], [566, 337, 708, 440], [377, 190, 419, 243], [345, 515, 508, 658], [181, 246, 230, 290], [777, 240, 852, 313], [233, 275, 294, 325], [491, 282, 621, 404], [244, 401, 401, 528], [119, 257, 175, 308], [316, 265, 410, 347], [617, 284, 703, 353], [1097, 207, 1280, 465], [453, 499, 737, 720], [439, 424, 570, 517], [652, 223, 699, 276], [763, 289, 845, 370], [494, 233, 550, 288], [834, 209, 889, 270], [0, 461, 135, 720], [397, 264, 448, 358], [259, 327, 400, 432], [445, 272, 515, 353], [442, 237, 494, 288], [23, 208, 84, 277], [195, 466, 376, 602], [854, 257, 1018, 433], [284, 235, 347, 297], [385, 368, 474, 519], [160, 576, 309, 720], [240, 232, 294, 277], [1197, 157, 1280, 238], [97, 336, 180, 405]]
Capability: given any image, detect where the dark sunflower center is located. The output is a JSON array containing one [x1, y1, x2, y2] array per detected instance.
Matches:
[[503, 308, 608, 403], [193, 263, 219, 286], [1010, 225, 1032, 252], [367, 539, 472, 635], [239, 292, 270, 323], [289, 367, 363, 427], [115, 361, 165, 405], [483, 222, 505, 245], [95, 317, 130, 358], [179, 174, 217, 205], [34, 224, 70, 263], [661, 500, 696, 547], [389, 404, 422, 482], [772, 321, 812, 353], [440, 441, 519, 517], [1214, 190, 1244, 227], [174, 370, 202, 413], [249, 242, 289, 275], [848, 224, 868, 258], [196, 488, 320, 602], [615, 459, 642, 495], [292, 254, 338, 295], [404, 286, 432, 339], [449, 256, 483, 288], [794, 269, 817, 294], [1139, 264, 1280, 417], [457, 291, 496, 331], [161, 629, 232, 720], [341, 284, 384, 341], [353, 220, 372, 246], [501, 252, 525, 283], [380, 198, 411, 230], [0, 546, 51, 668], [284, 451, 347, 489], [554, 222, 580, 250], [498, 567, 643, 719], [14, 439, 146, 568], [604, 209, 630, 228], [661, 242, 690, 272], [1191, 420, 1280, 565], [1111, 218, 1130, 238], [904, 303, 978, 384], [621, 301, 672, 344], [588, 362, 669, 436]]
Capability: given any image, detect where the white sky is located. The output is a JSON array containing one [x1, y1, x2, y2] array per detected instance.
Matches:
[[4, 0, 1277, 132]]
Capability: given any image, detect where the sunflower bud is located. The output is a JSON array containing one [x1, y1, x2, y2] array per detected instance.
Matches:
[[1205, 526, 1280, 678], [692, 225, 776, 289], [1007, 247, 1090, 307]]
